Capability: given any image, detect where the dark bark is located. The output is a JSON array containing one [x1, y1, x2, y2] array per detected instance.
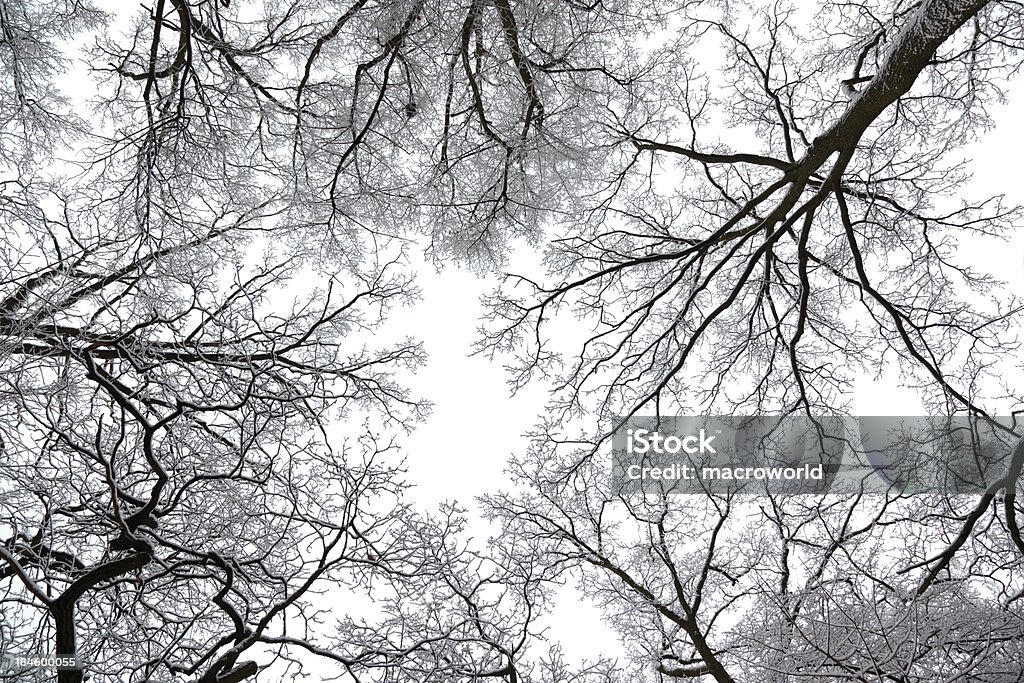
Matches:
[[51, 552, 152, 683], [53, 600, 81, 683], [811, 0, 990, 159]]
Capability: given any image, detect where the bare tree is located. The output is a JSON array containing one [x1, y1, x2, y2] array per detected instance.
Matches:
[[475, 0, 1024, 680], [0, 1, 433, 681]]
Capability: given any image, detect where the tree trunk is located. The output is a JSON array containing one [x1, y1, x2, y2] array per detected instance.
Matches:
[[53, 600, 82, 683]]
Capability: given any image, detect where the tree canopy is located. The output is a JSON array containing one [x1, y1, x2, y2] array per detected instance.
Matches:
[[2, 0, 1024, 681]]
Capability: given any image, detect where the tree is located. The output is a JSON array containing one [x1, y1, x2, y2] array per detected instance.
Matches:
[[0, 1, 432, 681], [474, 0, 1024, 680]]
